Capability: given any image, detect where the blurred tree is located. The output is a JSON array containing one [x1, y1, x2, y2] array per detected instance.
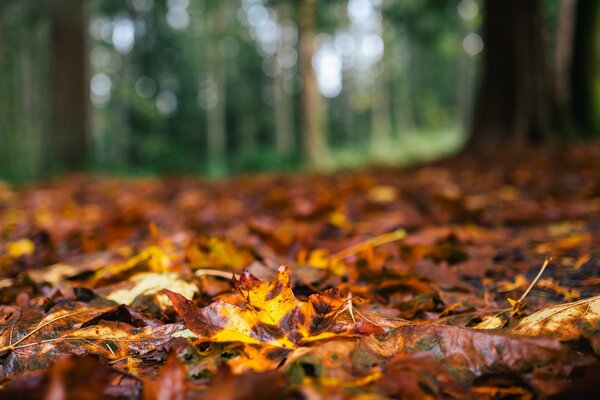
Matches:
[[204, 2, 227, 176], [467, 0, 563, 151], [298, 0, 329, 168], [370, 11, 393, 157], [0, 1, 49, 182], [569, 0, 600, 136], [49, 0, 89, 171], [273, 2, 295, 159]]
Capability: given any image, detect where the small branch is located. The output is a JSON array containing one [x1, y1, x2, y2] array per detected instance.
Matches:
[[330, 229, 406, 262], [195, 269, 240, 280]]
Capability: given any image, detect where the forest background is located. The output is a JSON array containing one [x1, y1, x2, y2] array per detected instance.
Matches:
[[0, 0, 599, 182]]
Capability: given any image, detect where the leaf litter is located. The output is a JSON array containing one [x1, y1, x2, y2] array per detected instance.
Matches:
[[0, 147, 600, 398]]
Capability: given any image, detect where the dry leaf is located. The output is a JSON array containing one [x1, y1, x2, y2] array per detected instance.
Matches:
[[511, 295, 600, 345], [166, 266, 382, 350]]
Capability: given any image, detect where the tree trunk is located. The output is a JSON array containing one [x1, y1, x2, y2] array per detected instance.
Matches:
[[370, 62, 392, 157], [570, 0, 600, 137], [205, 4, 227, 176], [49, 0, 88, 172], [274, 66, 294, 158], [298, 0, 328, 168], [274, 4, 294, 159], [466, 0, 563, 152]]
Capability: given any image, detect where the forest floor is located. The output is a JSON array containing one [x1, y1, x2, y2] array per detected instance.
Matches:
[[0, 145, 599, 399]]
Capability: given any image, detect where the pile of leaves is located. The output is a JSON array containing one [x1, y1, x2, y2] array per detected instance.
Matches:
[[0, 146, 599, 399]]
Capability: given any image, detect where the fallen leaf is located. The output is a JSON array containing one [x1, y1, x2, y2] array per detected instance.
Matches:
[[473, 315, 507, 330], [0, 301, 180, 376], [511, 295, 600, 346], [360, 323, 565, 383], [103, 272, 198, 309], [165, 266, 383, 358], [144, 352, 187, 400], [6, 239, 35, 258]]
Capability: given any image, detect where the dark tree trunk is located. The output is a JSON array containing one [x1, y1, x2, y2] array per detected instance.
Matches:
[[467, 0, 563, 152], [570, 0, 600, 137], [49, 0, 88, 172]]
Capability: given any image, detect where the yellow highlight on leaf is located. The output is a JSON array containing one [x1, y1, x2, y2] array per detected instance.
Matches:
[[305, 249, 346, 276], [107, 272, 198, 309], [6, 239, 35, 258]]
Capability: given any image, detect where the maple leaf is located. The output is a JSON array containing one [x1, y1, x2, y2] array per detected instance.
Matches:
[[165, 266, 383, 351]]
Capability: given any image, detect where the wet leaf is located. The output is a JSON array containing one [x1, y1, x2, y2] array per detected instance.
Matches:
[[361, 323, 566, 383], [0, 301, 180, 376]]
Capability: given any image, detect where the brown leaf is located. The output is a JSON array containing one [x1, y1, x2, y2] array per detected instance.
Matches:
[[360, 323, 565, 383], [0, 355, 128, 400], [144, 353, 187, 400], [0, 301, 180, 377]]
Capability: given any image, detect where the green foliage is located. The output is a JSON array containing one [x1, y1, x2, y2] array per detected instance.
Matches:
[[0, 0, 488, 182]]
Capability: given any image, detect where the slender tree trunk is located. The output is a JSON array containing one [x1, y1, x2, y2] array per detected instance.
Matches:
[[0, 3, 10, 177], [205, 5, 226, 175], [298, 0, 328, 168], [570, 0, 600, 136], [555, 0, 576, 122], [467, 0, 563, 152], [370, 62, 392, 156], [49, 0, 88, 172], [20, 11, 39, 178], [273, 4, 294, 158], [274, 68, 293, 157]]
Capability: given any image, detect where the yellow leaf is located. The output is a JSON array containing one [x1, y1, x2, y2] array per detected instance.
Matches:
[[6, 239, 35, 258], [328, 210, 348, 228], [305, 249, 346, 276], [473, 315, 506, 330], [367, 185, 398, 203], [497, 275, 528, 293]]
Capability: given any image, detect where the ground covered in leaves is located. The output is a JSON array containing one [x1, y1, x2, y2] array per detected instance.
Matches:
[[0, 146, 599, 399]]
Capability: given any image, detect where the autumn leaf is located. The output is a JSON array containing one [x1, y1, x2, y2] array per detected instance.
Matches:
[[0, 301, 181, 377], [165, 266, 383, 352], [359, 323, 566, 383], [143, 352, 187, 400], [0, 356, 119, 400], [5, 239, 35, 258], [511, 295, 600, 352], [101, 272, 198, 309]]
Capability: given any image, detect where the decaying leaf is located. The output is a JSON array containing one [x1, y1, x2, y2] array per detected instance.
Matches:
[[360, 323, 566, 383], [0, 300, 181, 377]]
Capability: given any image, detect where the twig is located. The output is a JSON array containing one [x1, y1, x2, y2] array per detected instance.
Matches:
[[509, 257, 551, 315], [329, 229, 406, 262], [195, 269, 240, 280]]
